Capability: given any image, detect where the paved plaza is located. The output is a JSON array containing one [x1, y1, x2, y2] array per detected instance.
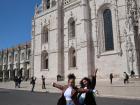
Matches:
[[0, 88, 140, 105], [0, 78, 140, 100]]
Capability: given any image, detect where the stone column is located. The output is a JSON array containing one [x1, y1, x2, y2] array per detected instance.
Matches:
[[31, 18, 35, 77], [80, 0, 95, 76], [57, 0, 64, 78]]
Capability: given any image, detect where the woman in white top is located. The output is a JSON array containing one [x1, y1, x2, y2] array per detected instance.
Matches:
[[53, 74, 89, 105]]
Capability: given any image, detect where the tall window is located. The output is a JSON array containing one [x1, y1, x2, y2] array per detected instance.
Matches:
[[27, 50, 31, 60], [9, 55, 12, 62], [21, 53, 25, 60], [69, 47, 76, 68], [4, 57, 7, 63], [103, 9, 114, 51], [68, 18, 75, 38], [47, 0, 50, 9], [41, 51, 48, 70], [15, 54, 18, 61], [42, 26, 48, 44]]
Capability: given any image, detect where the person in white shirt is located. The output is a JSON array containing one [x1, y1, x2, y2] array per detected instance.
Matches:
[[53, 74, 89, 105]]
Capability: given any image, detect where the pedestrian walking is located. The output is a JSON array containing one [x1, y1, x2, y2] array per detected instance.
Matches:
[[130, 70, 135, 78], [52, 74, 90, 105], [14, 76, 18, 88], [30, 77, 36, 92], [42, 75, 46, 89], [123, 72, 129, 84], [109, 73, 113, 84], [18, 76, 22, 88]]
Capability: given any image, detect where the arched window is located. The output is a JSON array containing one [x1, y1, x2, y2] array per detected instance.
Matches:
[[103, 9, 114, 51], [42, 26, 48, 44], [41, 51, 48, 70], [68, 18, 75, 38], [69, 47, 76, 68]]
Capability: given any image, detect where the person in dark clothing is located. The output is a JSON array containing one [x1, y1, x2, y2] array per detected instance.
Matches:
[[30, 77, 36, 92], [14, 76, 18, 88], [130, 70, 135, 78], [78, 69, 98, 105], [18, 76, 22, 88], [123, 72, 129, 84], [42, 75, 46, 89], [110, 73, 113, 84]]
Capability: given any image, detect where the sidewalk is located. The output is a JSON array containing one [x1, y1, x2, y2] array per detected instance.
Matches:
[[95, 78, 140, 100], [0, 78, 140, 100]]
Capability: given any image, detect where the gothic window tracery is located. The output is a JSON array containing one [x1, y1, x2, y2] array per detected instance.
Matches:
[[103, 9, 114, 51], [42, 26, 49, 44], [69, 47, 76, 68], [68, 17, 75, 39]]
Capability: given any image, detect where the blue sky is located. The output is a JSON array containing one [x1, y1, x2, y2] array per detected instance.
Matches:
[[0, 0, 41, 49]]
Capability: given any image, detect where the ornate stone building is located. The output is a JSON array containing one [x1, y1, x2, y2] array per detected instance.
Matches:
[[31, 0, 140, 81], [0, 42, 31, 81]]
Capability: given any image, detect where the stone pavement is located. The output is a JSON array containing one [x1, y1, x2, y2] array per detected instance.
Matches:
[[0, 78, 140, 100], [95, 78, 140, 100]]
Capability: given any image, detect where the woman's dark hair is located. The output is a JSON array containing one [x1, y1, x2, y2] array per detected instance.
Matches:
[[80, 77, 91, 88], [68, 73, 76, 80]]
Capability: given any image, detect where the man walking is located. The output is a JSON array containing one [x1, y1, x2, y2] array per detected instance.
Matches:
[[30, 77, 36, 92], [42, 75, 46, 89], [123, 72, 129, 84], [110, 73, 113, 84], [14, 76, 18, 88]]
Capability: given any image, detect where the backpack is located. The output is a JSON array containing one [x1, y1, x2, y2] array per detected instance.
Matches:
[[126, 74, 129, 79]]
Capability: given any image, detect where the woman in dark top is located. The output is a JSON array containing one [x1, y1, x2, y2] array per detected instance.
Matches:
[[78, 69, 98, 105]]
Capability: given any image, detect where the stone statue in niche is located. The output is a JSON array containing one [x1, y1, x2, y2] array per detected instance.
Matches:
[[127, 36, 134, 71]]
